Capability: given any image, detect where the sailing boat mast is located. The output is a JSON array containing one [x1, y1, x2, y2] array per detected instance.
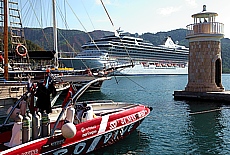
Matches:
[[3, 0, 8, 80], [52, 0, 58, 69]]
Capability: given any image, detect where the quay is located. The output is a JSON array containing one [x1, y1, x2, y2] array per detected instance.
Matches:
[[174, 90, 230, 102]]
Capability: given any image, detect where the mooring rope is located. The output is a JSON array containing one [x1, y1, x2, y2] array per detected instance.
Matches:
[[189, 108, 223, 115]]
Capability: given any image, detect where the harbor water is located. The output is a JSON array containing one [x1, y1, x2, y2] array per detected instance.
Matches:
[[78, 74, 230, 155]]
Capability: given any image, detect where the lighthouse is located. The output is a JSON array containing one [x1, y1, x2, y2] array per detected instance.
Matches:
[[185, 5, 224, 92]]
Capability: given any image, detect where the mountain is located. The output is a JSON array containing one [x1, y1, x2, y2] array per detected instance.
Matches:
[[142, 29, 188, 47], [23, 28, 230, 73], [24, 28, 113, 53]]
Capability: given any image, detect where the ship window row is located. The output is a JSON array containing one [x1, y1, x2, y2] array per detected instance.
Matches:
[[107, 49, 188, 59], [105, 48, 188, 58], [84, 44, 189, 55], [108, 45, 188, 54], [111, 56, 187, 63], [109, 52, 188, 61], [98, 41, 150, 47], [87, 47, 188, 56], [110, 55, 187, 62]]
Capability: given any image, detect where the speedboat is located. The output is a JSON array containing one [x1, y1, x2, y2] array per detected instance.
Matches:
[[0, 77, 152, 155]]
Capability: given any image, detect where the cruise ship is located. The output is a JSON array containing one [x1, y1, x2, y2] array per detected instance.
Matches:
[[59, 30, 189, 75]]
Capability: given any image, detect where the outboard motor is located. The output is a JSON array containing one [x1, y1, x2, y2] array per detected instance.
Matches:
[[42, 111, 50, 137]]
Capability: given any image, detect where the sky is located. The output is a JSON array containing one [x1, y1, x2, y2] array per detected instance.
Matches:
[[20, 0, 230, 39]]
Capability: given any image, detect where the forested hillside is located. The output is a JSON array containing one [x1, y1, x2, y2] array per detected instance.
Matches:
[[24, 28, 230, 73]]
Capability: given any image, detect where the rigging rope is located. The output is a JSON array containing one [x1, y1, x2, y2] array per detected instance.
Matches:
[[24, 0, 52, 50], [65, 0, 99, 50], [56, 0, 69, 29], [99, 0, 133, 66], [64, 0, 103, 71], [80, 0, 95, 30]]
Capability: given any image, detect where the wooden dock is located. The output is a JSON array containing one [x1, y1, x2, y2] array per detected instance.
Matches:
[[173, 90, 230, 103]]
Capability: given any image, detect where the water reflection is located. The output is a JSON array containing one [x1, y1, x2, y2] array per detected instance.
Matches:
[[186, 101, 224, 155], [79, 91, 108, 102]]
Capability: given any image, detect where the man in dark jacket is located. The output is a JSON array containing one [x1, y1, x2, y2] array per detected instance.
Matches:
[[35, 73, 56, 114]]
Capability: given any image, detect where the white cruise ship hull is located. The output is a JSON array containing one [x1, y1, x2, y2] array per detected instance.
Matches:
[[114, 63, 188, 75], [58, 57, 121, 71], [58, 57, 106, 70]]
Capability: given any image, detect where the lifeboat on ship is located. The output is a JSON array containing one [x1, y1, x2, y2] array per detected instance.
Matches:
[[0, 77, 152, 155], [141, 62, 149, 67]]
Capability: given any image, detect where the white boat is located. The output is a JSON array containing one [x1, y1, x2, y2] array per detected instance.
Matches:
[[60, 30, 189, 75]]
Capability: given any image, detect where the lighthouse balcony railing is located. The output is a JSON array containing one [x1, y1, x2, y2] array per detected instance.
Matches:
[[186, 22, 224, 36]]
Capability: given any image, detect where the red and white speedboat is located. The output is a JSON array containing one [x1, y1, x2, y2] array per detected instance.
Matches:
[[0, 78, 152, 155]]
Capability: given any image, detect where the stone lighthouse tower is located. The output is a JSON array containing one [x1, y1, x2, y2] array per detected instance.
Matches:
[[185, 5, 224, 92]]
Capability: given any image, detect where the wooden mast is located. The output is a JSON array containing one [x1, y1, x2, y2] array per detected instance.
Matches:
[[52, 0, 58, 69], [3, 0, 8, 80]]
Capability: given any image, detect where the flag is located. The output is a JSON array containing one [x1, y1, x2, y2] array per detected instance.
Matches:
[[62, 85, 75, 107]]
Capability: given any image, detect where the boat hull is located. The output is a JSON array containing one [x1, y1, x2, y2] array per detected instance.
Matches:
[[42, 118, 145, 155], [58, 57, 106, 70]]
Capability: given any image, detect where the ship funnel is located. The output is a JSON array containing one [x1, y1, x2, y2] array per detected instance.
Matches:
[[203, 5, 206, 12]]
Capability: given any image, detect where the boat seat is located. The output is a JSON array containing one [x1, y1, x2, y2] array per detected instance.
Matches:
[[94, 108, 124, 116]]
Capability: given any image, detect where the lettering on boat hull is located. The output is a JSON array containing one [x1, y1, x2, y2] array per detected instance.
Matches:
[[47, 120, 143, 155]]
